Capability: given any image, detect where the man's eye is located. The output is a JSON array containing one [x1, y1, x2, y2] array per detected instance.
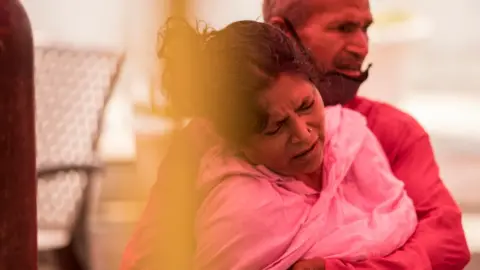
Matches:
[[338, 24, 356, 33], [362, 25, 371, 33]]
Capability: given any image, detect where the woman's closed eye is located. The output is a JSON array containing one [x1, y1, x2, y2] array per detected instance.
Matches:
[[297, 99, 315, 112], [264, 122, 284, 136], [264, 100, 315, 136]]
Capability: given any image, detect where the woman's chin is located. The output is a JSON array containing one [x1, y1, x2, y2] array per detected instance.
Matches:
[[262, 146, 324, 176], [299, 148, 324, 174]]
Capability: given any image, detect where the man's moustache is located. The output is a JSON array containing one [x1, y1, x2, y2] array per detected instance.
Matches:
[[317, 63, 372, 106]]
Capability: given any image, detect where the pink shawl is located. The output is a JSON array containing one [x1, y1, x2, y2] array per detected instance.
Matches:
[[195, 106, 417, 270]]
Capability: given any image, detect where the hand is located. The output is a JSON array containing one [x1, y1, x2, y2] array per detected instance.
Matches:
[[291, 257, 326, 270]]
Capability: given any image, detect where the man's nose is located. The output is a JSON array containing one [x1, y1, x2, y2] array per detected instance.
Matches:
[[348, 31, 369, 58]]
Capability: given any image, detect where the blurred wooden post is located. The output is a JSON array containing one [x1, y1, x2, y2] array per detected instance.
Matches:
[[157, 0, 198, 269], [0, 1, 37, 269], [168, 0, 188, 17]]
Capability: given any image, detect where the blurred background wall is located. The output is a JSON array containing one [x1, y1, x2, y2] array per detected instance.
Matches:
[[22, 0, 480, 268]]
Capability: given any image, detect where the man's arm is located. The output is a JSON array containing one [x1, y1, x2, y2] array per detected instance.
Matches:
[[324, 129, 470, 269]]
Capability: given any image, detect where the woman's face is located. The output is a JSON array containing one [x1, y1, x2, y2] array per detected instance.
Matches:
[[240, 73, 325, 176]]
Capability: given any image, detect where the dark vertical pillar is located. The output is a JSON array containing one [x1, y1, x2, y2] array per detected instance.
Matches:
[[0, 1, 37, 269]]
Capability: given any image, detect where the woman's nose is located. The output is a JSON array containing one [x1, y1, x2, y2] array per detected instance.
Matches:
[[290, 121, 311, 144]]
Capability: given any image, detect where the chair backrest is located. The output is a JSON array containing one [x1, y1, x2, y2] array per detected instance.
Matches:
[[34, 45, 124, 169], [35, 45, 124, 238]]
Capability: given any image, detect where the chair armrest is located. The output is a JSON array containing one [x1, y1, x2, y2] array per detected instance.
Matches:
[[37, 164, 104, 178]]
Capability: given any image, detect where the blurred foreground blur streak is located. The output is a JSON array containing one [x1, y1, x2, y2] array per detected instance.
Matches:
[[152, 0, 198, 269], [0, 0, 37, 269]]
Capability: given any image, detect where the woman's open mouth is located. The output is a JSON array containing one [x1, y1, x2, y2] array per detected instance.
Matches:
[[293, 139, 319, 160]]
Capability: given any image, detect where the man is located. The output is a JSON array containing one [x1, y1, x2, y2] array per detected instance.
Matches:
[[262, 0, 470, 269], [121, 0, 471, 269]]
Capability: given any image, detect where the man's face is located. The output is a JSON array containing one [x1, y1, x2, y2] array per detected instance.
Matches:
[[295, 0, 373, 77]]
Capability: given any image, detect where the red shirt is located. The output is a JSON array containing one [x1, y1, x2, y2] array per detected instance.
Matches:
[[121, 97, 471, 270], [323, 97, 470, 270]]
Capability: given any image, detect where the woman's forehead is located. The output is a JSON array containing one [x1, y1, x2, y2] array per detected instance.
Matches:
[[258, 74, 314, 117]]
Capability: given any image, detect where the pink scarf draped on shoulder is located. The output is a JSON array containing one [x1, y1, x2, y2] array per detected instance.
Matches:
[[195, 106, 418, 270]]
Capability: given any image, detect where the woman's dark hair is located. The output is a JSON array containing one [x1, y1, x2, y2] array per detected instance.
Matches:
[[159, 18, 319, 144]]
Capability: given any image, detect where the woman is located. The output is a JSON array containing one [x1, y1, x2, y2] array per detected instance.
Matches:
[[140, 19, 416, 269]]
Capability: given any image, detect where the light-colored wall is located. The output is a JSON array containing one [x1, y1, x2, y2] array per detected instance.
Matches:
[[23, 0, 136, 161], [23, 0, 480, 154]]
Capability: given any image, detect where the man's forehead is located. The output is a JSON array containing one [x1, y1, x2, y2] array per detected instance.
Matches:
[[310, 0, 371, 20]]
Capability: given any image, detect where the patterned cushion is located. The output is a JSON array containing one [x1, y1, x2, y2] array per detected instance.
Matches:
[[35, 45, 123, 234], [37, 171, 89, 230], [35, 46, 121, 167]]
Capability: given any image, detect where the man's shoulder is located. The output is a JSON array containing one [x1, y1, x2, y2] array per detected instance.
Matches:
[[347, 96, 427, 139], [346, 97, 429, 160]]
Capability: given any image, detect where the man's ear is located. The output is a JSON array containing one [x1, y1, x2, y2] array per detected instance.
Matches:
[[268, 16, 293, 38]]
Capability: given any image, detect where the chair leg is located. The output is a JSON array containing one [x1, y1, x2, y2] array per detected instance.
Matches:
[[54, 243, 84, 270]]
